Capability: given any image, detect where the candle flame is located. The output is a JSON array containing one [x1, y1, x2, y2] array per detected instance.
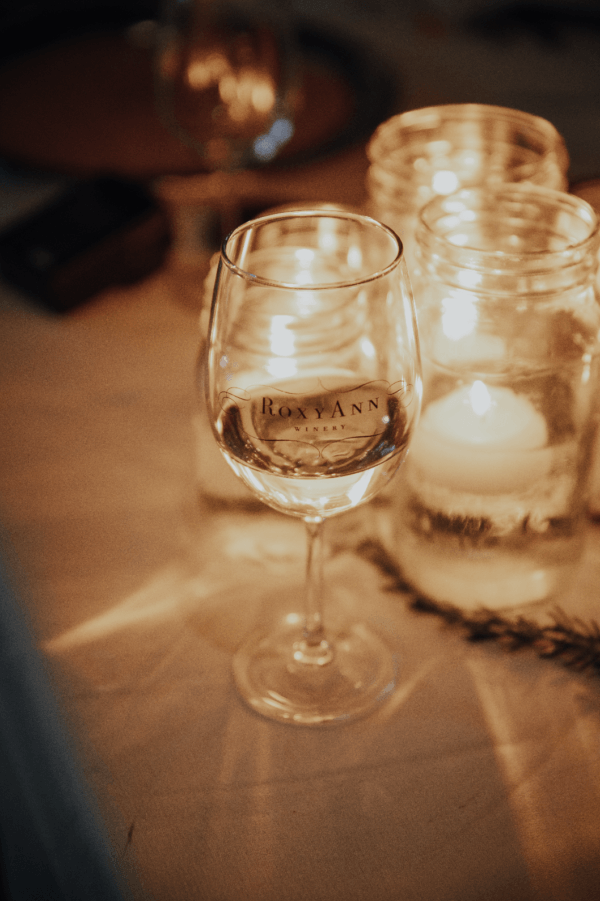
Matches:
[[469, 380, 492, 416]]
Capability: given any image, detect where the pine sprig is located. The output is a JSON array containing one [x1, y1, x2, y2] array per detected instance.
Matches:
[[357, 537, 600, 676]]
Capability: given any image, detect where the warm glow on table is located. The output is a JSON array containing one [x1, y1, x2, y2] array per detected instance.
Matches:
[[1, 248, 600, 901]]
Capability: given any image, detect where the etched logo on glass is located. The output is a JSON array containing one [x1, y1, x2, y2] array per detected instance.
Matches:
[[216, 379, 415, 476]]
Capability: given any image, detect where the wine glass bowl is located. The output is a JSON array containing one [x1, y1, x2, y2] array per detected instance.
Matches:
[[155, 0, 295, 171], [205, 210, 421, 724]]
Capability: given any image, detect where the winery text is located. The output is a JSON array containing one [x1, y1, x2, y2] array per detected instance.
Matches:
[[259, 396, 382, 420]]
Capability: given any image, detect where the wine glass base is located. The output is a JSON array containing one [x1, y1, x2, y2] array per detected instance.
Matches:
[[233, 621, 398, 726]]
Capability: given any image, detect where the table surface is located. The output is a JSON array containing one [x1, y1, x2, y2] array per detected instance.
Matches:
[[2, 11, 600, 897], [2, 248, 600, 901]]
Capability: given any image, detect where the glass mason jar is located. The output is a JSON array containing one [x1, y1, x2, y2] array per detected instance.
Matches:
[[366, 104, 570, 268], [393, 185, 600, 611]]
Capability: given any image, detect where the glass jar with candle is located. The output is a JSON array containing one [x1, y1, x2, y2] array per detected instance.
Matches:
[[366, 104, 569, 268], [393, 184, 600, 610]]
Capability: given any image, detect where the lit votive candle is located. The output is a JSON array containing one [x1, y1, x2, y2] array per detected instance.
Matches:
[[409, 380, 551, 495]]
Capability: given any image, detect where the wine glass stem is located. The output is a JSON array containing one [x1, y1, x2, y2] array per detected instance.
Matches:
[[292, 516, 334, 667]]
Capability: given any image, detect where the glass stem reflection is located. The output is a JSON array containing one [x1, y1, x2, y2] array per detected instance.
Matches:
[[292, 516, 334, 667]]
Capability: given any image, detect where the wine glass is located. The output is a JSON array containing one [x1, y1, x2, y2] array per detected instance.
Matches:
[[154, 0, 295, 173], [205, 210, 422, 725]]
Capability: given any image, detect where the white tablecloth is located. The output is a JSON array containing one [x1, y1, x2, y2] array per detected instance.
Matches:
[[2, 265, 600, 901]]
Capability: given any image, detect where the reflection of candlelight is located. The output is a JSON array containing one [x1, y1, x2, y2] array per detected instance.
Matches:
[[431, 169, 460, 195], [410, 381, 551, 494], [267, 315, 297, 379], [432, 291, 506, 366]]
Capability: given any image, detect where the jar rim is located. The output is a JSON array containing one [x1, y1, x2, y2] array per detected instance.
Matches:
[[417, 185, 600, 267], [367, 103, 569, 180], [221, 210, 405, 289]]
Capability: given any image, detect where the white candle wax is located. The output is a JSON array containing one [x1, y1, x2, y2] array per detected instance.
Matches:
[[409, 380, 551, 494]]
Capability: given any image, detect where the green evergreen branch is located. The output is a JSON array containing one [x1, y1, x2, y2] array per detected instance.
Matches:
[[357, 538, 600, 676]]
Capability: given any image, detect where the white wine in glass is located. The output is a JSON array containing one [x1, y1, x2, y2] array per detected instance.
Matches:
[[205, 210, 422, 725]]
